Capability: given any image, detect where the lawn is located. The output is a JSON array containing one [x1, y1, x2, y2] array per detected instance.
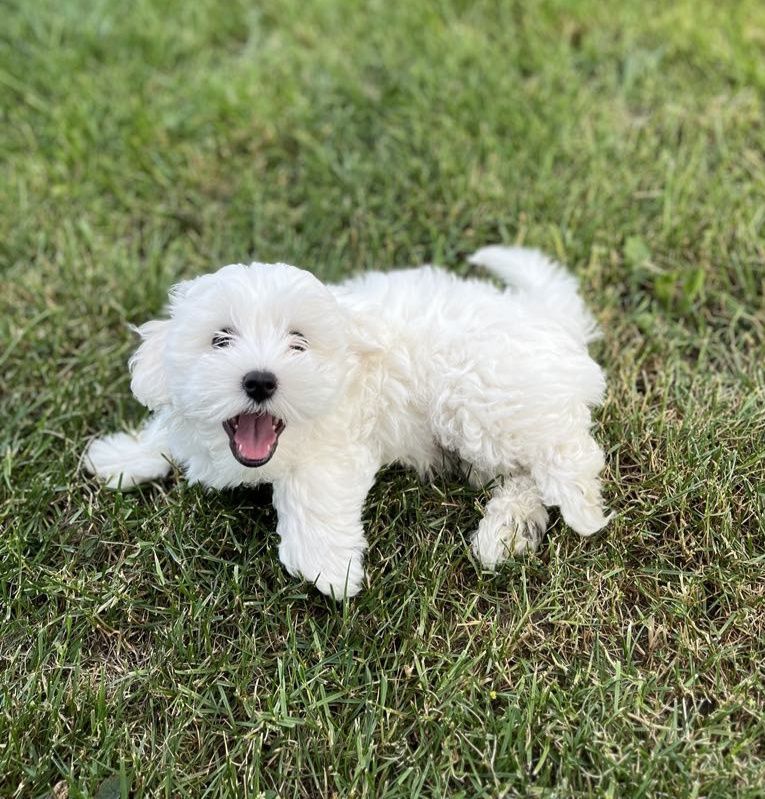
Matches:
[[1, 0, 764, 796]]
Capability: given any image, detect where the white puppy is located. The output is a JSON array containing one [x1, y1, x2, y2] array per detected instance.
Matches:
[[85, 246, 610, 598]]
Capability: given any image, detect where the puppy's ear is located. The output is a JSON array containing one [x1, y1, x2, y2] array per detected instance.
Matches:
[[342, 309, 385, 356], [129, 319, 171, 409]]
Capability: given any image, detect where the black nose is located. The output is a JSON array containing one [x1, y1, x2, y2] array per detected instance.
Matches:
[[242, 370, 278, 402]]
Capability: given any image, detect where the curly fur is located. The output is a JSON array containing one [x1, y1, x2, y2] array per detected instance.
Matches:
[[85, 246, 611, 598]]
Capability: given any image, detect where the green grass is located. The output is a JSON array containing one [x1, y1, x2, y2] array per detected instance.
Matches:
[[1, 0, 764, 796]]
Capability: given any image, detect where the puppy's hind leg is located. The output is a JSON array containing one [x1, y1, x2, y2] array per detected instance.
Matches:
[[531, 434, 610, 537], [471, 475, 549, 569], [84, 414, 172, 489]]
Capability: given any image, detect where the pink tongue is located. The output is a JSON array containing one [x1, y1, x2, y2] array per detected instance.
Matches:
[[234, 413, 277, 461]]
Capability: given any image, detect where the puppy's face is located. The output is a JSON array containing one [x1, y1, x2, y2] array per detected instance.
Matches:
[[130, 262, 351, 467]]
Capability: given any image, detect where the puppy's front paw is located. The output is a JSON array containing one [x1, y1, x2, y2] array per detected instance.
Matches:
[[313, 565, 365, 600], [84, 431, 171, 489], [278, 542, 365, 600], [84, 434, 141, 489]]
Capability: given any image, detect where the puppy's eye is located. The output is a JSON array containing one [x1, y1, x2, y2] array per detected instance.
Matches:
[[289, 331, 308, 352], [212, 328, 235, 349]]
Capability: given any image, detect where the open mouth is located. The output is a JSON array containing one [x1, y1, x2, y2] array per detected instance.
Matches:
[[222, 412, 285, 467]]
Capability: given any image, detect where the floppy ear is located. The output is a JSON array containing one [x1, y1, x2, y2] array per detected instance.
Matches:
[[343, 308, 385, 357], [128, 319, 171, 409]]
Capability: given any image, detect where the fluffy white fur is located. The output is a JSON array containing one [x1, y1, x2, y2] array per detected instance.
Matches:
[[85, 246, 610, 598]]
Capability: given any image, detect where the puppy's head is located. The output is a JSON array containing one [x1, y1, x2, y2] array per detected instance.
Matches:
[[130, 262, 352, 468]]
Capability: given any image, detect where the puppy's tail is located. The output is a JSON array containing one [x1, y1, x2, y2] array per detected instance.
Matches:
[[468, 245, 600, 344]]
